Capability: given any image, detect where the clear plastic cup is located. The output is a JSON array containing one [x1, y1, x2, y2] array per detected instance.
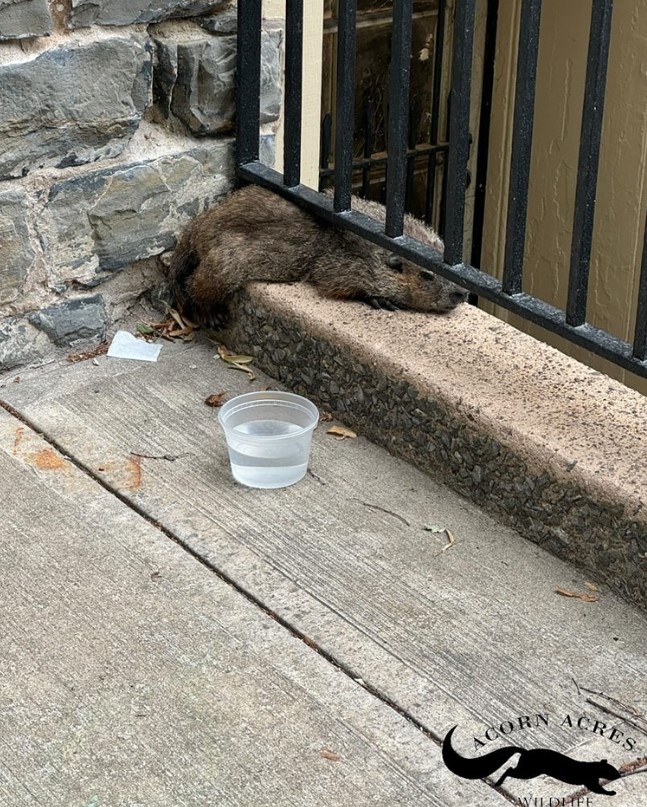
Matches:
[[218, 391, 319, 488]]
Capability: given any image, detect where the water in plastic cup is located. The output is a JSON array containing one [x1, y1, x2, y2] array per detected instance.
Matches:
[[218, 391, 319, 488]]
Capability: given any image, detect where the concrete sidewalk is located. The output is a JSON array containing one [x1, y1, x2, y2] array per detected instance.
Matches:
[[1, 334, 646, 806]]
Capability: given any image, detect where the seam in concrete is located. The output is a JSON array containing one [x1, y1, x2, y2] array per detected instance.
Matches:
[[216, 283, 647, 612]]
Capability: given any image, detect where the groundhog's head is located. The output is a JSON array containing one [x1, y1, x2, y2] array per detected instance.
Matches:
[[350, 195, 468, 314], [383, 250, 468, 313], [396, 210, 468, 313]]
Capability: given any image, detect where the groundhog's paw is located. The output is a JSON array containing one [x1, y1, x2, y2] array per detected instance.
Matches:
[[365, 295, 400, 312]]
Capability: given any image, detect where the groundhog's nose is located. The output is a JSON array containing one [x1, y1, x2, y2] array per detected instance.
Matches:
[[450, 289, 468, 306]]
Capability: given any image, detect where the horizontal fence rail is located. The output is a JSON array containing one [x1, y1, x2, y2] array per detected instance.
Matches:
[[236, 0, 647, 379]]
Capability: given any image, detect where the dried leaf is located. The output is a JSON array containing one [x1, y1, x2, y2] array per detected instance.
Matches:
[[584, 581, 599, 592], [216, 345, 256, 368], [138, 315, 194, 342], [425, 526, 457, 553], [321, 749, 342, 762], [205, 392, 227, 408], [181, 314, 199, 329], [67, 342, 109, 363], [167, 307, 187, 330], [441, 529, 456, 552], [221, 354, 255, 365], [227, 363, 256, 381], [555, 587, 599, 603], [326, 425, 357, 440]]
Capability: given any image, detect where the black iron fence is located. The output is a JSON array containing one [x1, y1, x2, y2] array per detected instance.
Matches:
[[319, 102, 451, 231], [318, 0, 452, 232], [236, 0, 647, 379]]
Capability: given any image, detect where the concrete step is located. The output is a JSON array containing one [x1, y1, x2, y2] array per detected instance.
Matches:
[[216, 283, 647, 612]]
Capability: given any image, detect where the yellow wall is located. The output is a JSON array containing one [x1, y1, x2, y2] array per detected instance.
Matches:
[[481, 0, 647, 394], [263, 0, 324, 189]]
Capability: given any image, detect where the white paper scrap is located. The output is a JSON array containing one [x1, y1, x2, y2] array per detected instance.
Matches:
[[107, 330, 162, 362]]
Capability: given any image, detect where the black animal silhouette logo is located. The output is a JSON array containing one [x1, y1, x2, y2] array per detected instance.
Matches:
[[442, 726, 622, 796]]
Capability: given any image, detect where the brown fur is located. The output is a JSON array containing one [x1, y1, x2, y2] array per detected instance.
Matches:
[[168, 185, 467, 326]]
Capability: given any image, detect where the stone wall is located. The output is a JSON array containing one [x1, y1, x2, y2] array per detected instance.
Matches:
[[0, 1, 281, 369]]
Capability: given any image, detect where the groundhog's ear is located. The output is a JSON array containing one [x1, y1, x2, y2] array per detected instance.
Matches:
[[386, 253, 403, 271]]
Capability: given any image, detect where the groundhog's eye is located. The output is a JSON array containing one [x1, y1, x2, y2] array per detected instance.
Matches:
[[386, 253, 403, 272]]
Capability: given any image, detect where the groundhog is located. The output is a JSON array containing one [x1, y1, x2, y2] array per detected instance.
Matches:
[[168, 184, 468, 326]]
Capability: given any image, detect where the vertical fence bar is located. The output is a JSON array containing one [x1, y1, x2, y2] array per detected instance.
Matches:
[[443, 0, 476, 265], [566, 0, 614, 326], [283, 0, 304, 187], [501, 0, 542, 294], [633, 215, 647, 361], [236, 0, 263, 168], [334, 0, 358, 212], [385, 0, 413, 237], [425, 0, 447, 225]]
